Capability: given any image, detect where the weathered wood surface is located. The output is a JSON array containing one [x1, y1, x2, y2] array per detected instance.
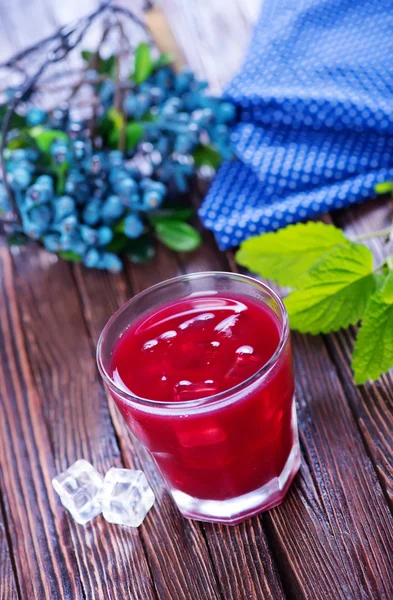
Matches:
[[1, 1, 393, 599]]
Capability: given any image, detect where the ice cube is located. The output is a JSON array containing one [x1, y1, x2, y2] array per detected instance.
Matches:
[[224, 345, 261, 384], [177, 420, 228, 448], [177, 340, 220, 370], [178, 312, 215, 330], [142, 339, 159, 351], [52, 459, 104, 525], [102, 468, 155, 527], [173, 379, 219, 401]]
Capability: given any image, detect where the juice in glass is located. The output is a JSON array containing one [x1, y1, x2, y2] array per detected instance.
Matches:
[[97, 272, 300, 524]]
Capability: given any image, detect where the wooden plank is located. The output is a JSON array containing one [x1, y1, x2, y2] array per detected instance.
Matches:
[[0, 500, 18, 600], [325, 198, 393, 510], [8, 246, 156, 600], [0, 246, 84, 599], [73, 257, 224, 600]]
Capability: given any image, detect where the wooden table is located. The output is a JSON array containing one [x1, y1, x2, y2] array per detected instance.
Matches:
[[1, 1, 393, 598]]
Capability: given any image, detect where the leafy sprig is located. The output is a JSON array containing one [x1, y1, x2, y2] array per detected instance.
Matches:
[[236, 221, 393, 384]]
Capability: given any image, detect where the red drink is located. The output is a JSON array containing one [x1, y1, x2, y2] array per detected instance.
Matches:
[[98, 273, 300, 524]]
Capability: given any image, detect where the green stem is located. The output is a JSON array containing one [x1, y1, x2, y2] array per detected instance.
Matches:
[[354, 225, 393, 242]]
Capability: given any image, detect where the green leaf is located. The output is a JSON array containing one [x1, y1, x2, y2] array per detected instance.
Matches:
[[107, 107, 124, 131], [81, 50, 93, 63], [374, 182, 393, 194], [149, 207, 193, 225], [236, 222, 349, 287], [352, 271, 393, 384], [153, 52, 175, 70], [192, 144, 222, 169], [285, 243, 377, 334], [127, 235, 156, 263], [7, 232, 27, 246], [58, 250, 82, 263], [133, 42, 153, 85], [32, 129, 68, 153], [82, 50, 116, 75], [154, 220, 202, 252], [125, 122, 143, 150]]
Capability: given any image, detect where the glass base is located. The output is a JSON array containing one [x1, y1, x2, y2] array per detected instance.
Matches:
[[172, 404, 301, 525]]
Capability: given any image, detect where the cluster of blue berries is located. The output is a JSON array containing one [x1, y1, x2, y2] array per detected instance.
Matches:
[[0, 58, 235, 272]]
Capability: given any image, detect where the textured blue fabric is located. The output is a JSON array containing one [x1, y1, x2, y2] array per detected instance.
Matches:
[[199, 0, 393, 249]]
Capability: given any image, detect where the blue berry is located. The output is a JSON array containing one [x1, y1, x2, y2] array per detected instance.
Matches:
[[8, 167, 32, 190], [97, 226, 113, 246], [83, 199, 101, 226], [28, 205, 52, 231], [108, 150, 124, 168], [216, 102, 236, 123], [80, 225, 99, 246], [50, 140, 70, 165], [102, 252, 122, 273], [35, 175, 54, 189], [84, 248, 100, 268], [175, 70, 194, 95], [102, 195, 124, 222], [57, 215, 78, 235], [43, 233, 61, 252], [141, 190, 164, 210], [114, 177, 138, 197], [26, 107, 47, 127], [124, 214, 144, 238], [53, 195, 75, 222]]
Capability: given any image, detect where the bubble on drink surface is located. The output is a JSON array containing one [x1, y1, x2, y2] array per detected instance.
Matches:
[[236, 345, 254, 355], [214, 314, 239, 337], [159, 330, 177, 341], [178, 312, 215, 330], [52, 459, 104, 524], [173, 379, 219, 402], [142, 339, 159, 351], [102, 468, 155, 527]]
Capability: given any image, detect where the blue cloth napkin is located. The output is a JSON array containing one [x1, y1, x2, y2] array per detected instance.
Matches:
[[198, 0, 393, 250]]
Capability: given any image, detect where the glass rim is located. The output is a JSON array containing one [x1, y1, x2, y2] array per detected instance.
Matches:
[[96, 271, 290, 410]]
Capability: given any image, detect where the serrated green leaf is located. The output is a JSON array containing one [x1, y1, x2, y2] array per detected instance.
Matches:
[[374, 182, 393, 194], [352, 271, 393, 384], [285, 243, 376, 334], [58, 250, 82, 263], [192, 144, 222, 169], [236, 222, 349, 286], [32, 129, 68, 153], [154, 220, 202, 252], [133, 42, 153, 85]]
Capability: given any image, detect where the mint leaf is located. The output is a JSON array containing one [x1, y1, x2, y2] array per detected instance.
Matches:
[[133, 42, 153, 85], [285, 243, 377, 334], [236, 222, 348, 286], [352, 271, 393, 384], [154, 221, 202, 252]]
